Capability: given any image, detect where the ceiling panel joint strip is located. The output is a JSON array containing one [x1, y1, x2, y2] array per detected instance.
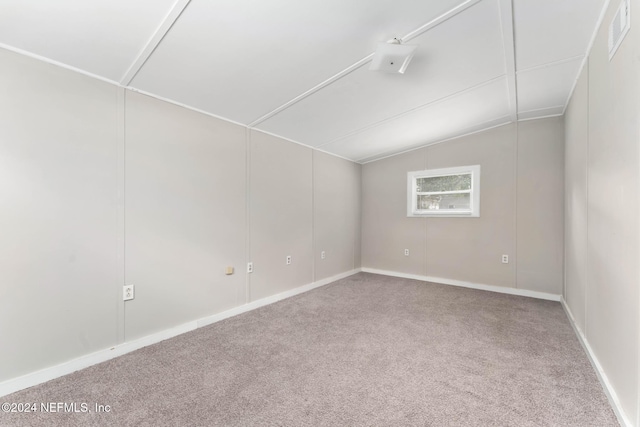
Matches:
[[498, 0, 518, 121], [516, 55, 584, 75], [248, 0, 483, 128], [317, 74, 508, 149], [120, 0, 192, 86]]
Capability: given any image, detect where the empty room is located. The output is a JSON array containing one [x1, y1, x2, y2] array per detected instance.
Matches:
[[0, 0, 638, 425]]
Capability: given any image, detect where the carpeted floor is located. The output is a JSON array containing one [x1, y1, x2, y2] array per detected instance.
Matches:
[[0, 273, 618, 426]]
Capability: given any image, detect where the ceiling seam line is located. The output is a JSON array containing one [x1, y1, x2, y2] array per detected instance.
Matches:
[[120, 0, 192, 86], [247, 54, 374, 127], [247, 0, 483, 128], [400, 0, 483, 42], [518, 105, 565, 115], [497, 0, 518, 122], [0, 42, 121, 86], [316, 74, 508, 149], [516, 113, 564, 122], [249, 128, 356, 163], [356, 118, 513, 164], [516, 54, 585, 76]]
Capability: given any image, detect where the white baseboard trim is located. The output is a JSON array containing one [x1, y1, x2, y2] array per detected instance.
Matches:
[[361, 268, 562, 301], [0, 269, 361, 398], [362, 267, 562, 301], [196, 269, 360, 328], [561, 298, 632, 427]]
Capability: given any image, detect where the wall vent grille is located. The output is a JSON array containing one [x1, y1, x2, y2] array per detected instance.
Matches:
[[609, 0, 631, 60]]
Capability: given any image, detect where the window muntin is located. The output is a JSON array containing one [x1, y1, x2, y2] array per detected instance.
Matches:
[[407, 165, 480, 217]]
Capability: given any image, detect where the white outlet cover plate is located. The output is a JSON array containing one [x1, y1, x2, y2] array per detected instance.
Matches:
[[123, 285, 134, 301]]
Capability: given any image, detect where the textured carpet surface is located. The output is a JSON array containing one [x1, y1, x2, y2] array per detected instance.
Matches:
[[1, 273, 618, 426]]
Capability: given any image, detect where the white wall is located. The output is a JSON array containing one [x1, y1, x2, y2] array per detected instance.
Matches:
[[362, 118, 565, 295], [0, 48, 362, 384], [564, 67, 589, 331], [564, 0, 640, 423], [0, 48, 119, 381], [424, 124, 518, 288], [124, 91, 247, 340], [517, 119, 565, 294], [362, 147, 428, 276], [249, 131, 314, 301], [313, 151, 361, 281]]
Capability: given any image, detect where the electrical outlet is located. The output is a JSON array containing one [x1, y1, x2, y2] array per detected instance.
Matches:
[[502, 255, 509, 264], [286, 255, 292, 265], [247, 262, 253, 273], [123, 285, 134, 301], [321, 251, 326, 260], [404, 249, 410, 256]]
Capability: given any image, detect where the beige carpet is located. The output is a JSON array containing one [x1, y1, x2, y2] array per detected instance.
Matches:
[[0, 273, 618, 426]]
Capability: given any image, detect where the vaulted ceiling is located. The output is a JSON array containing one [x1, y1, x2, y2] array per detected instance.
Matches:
[[0, 0, 605, 162]]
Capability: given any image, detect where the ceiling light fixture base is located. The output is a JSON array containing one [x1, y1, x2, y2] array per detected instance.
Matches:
[[369, 39, 418, 74]]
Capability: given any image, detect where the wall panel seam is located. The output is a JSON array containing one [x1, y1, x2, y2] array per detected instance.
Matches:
[[584, 60, 589, 342], [514, 122, 519, 289], [245, 128, 252, 304], [311, 151, 316, 282], [116, 88, 126, 344]]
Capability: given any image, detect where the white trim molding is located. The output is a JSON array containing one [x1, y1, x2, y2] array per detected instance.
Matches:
[[561, 298, 632, 427], [119, 0, 192, 85], [497, 0, 518, 122], [362, 268, 561, 301], [0, 269, 361, 398], [247, 0, 482, 128]]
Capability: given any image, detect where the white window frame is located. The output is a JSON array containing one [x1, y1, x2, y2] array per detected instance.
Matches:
[[407, 165, 480, 217]]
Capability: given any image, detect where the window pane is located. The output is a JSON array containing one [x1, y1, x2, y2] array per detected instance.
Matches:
[[417, 193, 471, 211], [417, 174, 471, 192]]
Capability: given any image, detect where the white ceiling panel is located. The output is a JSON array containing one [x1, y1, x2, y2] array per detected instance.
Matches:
[[320, 77, 511, 162], [516, 57, 582, 114], [513, 0, 604, 70], [0, 0, 177, 81], [130, 0, 467, 124], [256, 0, 505, 147], [0, 0, 606, 162]]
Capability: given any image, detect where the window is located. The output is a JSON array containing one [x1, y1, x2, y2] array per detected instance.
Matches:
[[407, 165, 480, 217]]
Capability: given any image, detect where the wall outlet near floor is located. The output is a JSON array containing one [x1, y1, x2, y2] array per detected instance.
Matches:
[[404, 249, 410, 256], [321, 251, 326, 260], [247, 262, 253, 273], [502, 255, 509, 264], [286, 255, 292, 265], [123, 285, 134, 301]]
